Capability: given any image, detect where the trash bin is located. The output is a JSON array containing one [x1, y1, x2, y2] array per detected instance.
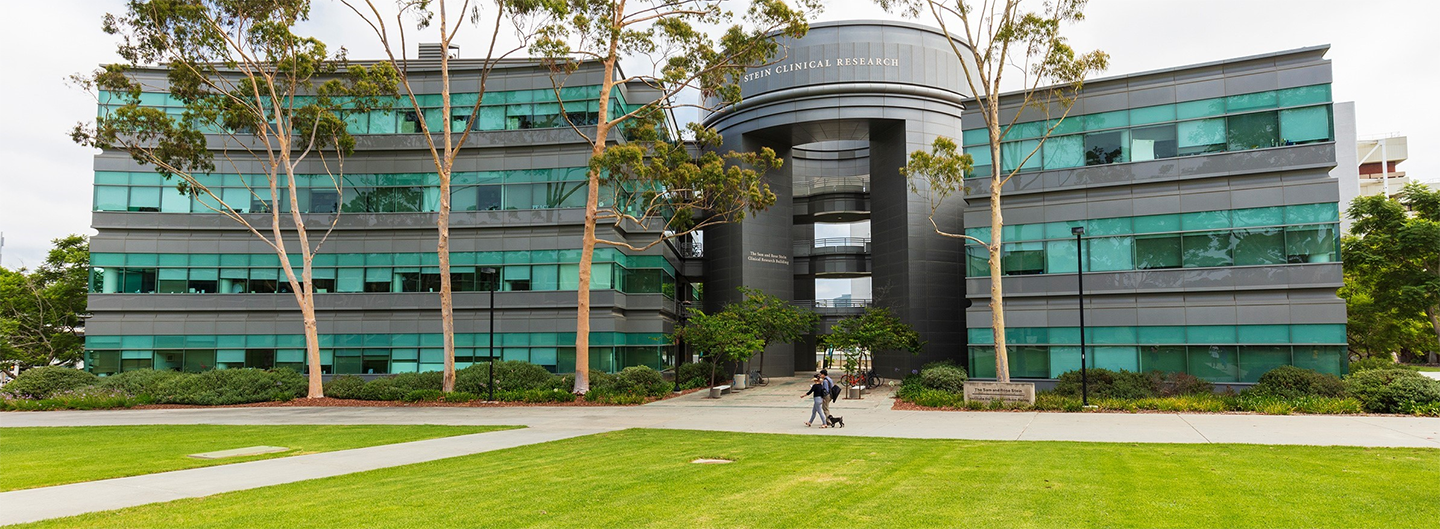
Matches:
[[733, 373, 747, 390]]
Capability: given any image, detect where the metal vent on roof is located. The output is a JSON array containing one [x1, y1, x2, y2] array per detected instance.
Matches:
[[418, 43, 460, 59]]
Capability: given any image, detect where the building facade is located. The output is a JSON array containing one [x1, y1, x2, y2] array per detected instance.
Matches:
[[83, 21, 1348, 384]]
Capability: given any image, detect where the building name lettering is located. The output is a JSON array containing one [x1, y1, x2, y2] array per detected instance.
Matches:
[[742, 57, 900, 83], [746, 251, 790, 265]]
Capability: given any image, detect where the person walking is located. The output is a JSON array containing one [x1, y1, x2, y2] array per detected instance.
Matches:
[[819, 369, 835, 418], [804, 375, 829, 428]]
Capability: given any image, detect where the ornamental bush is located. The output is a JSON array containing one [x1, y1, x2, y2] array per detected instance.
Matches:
[[1156, 372, 1213, 397], [917, 362, 967, 393], [323, 375, 367, 399], [2, 366, 98, 399], [389, 371, 443, 393], [676, 361, 726, 389], [96, 369, 183, 397], [402, 389, 444, 402], [1250, 366, 1346, 399], [1348, 357, 1408, 373], [358, 378, 407, 401], [1344, 368, 1438, 413], [1051, 369, 1160, 399], [456, 361, 556, 394], [615, 366, 669, 396], [153, 368, 305, 405]]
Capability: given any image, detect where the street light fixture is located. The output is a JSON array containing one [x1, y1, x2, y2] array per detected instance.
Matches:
[[481, 267, 498, 402], [1071, 226, 1089, 407]]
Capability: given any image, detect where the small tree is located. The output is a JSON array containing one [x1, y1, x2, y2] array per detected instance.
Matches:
[[886, 0, 1107, 383], [672, 308, 763, 387], [1344, 182, 1440, 363], [71, 0, 398, 397], [726, 287, 817, 375], [0, 236, 89, 374], [824, 307, 922, 384], [532, 0, 817, 393], [343, 0, 547, 393]]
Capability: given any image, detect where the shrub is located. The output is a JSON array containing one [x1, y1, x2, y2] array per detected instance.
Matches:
[[390, 372, 443, 393], [1349, 356, 1408, 373], [358, 378, 407, 401], [154, 368, 304, 405], [676, 361, 726, 389], [615, 366, 668, 396], [445, 391, 477, 403], [1250, 366, 1346, 399], [1051, 369, 1159, 399], [323, 375, 367, 399], [918, 363, 967, 393], [1345, 368, 1436, 413], [497, 388, 577, 403], [897, 386, 967, 408], [3, 366, 98, 399], [1405, 401, 1440, 417], [1156, 372, 1213, 397], [1, 386, 150, 411], [583, 391, 649, 405], [402, 389, 444, 402], [456, 361, 558, 394], [96, 369, 184, 397]]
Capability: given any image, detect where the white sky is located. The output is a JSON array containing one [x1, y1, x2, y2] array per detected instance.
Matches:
[[1, 0, 1436, 269]]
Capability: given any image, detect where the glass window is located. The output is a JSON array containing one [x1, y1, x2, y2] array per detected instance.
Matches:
[[1286, 203, 1339, 224], [1045, 240, 1078, 274], [1139, 346, 1190, 374], [1187, 345, 1238, 382], [337, 268, 363, 292], [1285, 224, 1338, 263], [1182, 232, 1234, 268], [1279, 106, 1331, 144], [1083, 130, 1128, 165], [1046, 346, 1080, 378], [1090, 346, 1138, 372], [1137, 326, 1186, 344], [1277, 85, 1330, 107], [1134, 234, 1182, 270], [1176, 98, 1224, 120], [1041, 135, 1084, 170], [129, 187, 161, 212], [311, 189, 339, 214], [1238, 325, 1290, 344], [1293, 345, 1343, 377], [962, 128, 989, 146], [1000, 140, 1042, 173], [1132, 214, 1180, 234], [1232, 207, 1284, 228], [967, 246, 990, 278], [531, 265, 559, 291], [369, 110, 397, 134], [1001, 242, 1045, 275], [504, 266, 531, 291], [1232, 228, 1285, 266], [1129, 105, 1176, 126], [1176, 118, 1226, 156], [1226, 111, 1279, 151], [1086, 237, 1134, 272], [1129, 125, 1177, 162], [1181, 210, 1230, 231], [161, 187, 191, 213], [95, 186, 128, 211], [1083, 110, 1128, 131], [1226, 91, 1278, 113], [964, 146, 992, 177], [968, 347, 997, 379], [1238, 346, 1291, 383], [183, 349, 217, 372]]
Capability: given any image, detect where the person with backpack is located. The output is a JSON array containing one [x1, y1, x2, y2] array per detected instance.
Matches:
[[820, 369, 837, 417], [803, 375, 830, 427]]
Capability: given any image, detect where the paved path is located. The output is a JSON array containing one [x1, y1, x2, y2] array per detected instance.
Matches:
[[2, 375, 1438, 525], [0, 427, 607, 526]]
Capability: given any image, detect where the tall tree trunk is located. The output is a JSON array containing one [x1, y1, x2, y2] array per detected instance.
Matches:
[[988, 124, 1010, 383], [1427, 306, 1440, 364], [439, 5, 457, 393], [574, 4, 624, 394]]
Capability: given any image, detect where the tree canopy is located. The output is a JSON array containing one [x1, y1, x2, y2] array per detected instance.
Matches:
[[1, 235, 90, 373], [1342, 182, 1440, 361], [672, 308, 765, 386]]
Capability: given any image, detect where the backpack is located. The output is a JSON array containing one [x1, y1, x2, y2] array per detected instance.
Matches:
[[828, 382, 841, 403]]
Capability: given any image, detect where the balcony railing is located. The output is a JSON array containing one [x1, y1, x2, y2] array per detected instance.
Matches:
[[809, 298, 872, 308], [813, 237, 870, 248], [793, 176, 869, 196]]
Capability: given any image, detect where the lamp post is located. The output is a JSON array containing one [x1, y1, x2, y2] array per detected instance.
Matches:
[[1071, 226, 1088, 407], [481, 267, 498, 402]]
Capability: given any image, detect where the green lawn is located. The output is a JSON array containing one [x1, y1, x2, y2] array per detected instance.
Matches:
[[1412, 365, 1440, 372], [1, 424, 517, 491], [17, 429, 1437, 529]]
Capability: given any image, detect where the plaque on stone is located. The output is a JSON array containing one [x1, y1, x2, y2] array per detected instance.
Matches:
[[963, 381, 1036, 405]]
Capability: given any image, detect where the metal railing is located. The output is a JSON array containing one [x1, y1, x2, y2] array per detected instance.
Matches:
[[793, 176, 869, 196], [810, 298, 872, 308], [813, 237, 870, 248]]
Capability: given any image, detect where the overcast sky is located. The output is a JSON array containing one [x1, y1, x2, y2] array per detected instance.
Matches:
[[1, 0, 1436, 270]]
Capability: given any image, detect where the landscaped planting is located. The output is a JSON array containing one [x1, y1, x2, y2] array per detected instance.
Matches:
[[895, 364, 1438, 416], [1, 362, 674, 411]]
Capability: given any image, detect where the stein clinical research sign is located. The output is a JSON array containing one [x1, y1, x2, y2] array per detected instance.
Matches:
[[741, 57, 901, 83]]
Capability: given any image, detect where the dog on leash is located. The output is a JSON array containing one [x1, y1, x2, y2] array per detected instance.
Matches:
[[826, 415, 844, 428]]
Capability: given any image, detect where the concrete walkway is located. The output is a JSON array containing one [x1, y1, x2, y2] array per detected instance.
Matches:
[[2, 376, 1438, 525], [0, 427, 607, 526]]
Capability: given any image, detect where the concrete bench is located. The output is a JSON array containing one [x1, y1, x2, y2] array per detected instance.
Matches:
[[708, 385, 732, 399]]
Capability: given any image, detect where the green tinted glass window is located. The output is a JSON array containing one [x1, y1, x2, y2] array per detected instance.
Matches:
[[1279, 106, 1331, 143], [1277, 85, 1330, 107], [1238, 346, 1291, 382], [1187, 345, 1238, 382], [1227, 111, 1280, 151], [1225, 91, 1278, 112], [1176, 98, 1225, 119], [1176, 118, 1226, 155], [1042, 135, 1085, 169], [1129, 105, 1175, 125]]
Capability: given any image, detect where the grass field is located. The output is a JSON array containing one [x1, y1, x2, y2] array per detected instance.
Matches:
[[1, 424, 517, 491], [17, 429, 1437, 529]]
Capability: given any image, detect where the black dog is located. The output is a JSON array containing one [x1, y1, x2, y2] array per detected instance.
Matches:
[[826, 415, 844, 428]]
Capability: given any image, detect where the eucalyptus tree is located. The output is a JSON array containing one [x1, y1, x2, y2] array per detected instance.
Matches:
[[342, 0, 548, 393], [532, 0, 819, 393], [887, 0, 1106, 383], [71, 0, 398, 397]]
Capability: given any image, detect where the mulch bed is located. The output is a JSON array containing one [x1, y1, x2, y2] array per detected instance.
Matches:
[[130, 387, 706, 410], [890, 397, 1397, 416]]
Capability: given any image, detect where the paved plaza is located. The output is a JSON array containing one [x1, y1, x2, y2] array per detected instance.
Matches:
[[2, 376, 1438, 525]]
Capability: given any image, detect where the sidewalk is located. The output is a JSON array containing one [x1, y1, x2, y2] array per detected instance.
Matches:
[[0, 426, 609, 526]]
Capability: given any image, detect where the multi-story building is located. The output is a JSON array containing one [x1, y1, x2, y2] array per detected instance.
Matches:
[[83, 20, 1349, 385]]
